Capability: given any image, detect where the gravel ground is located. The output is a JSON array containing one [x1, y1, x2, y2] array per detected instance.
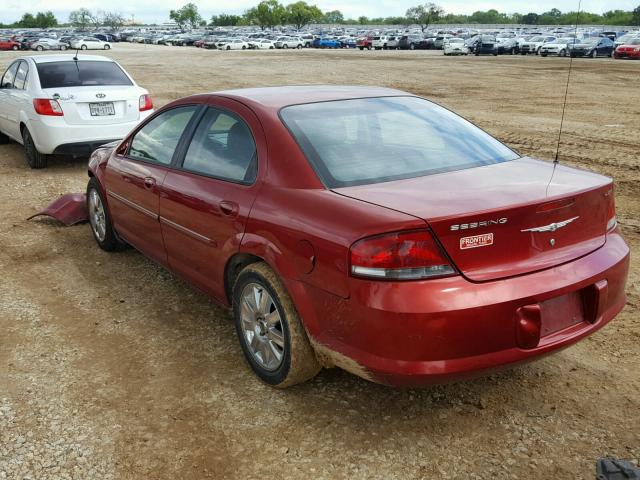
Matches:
[[0, 44, 638, 479]]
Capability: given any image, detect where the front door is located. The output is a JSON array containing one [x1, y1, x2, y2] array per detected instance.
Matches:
[[105, 105, 199, 265], [159, 100, 265, 301]]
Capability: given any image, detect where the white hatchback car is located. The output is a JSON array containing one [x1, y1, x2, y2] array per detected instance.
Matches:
[[0, 55, 153, 168]]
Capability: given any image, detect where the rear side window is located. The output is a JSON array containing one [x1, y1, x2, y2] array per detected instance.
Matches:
[[14, 61, 29, 90], [182, 107, 257, 184], [129, 106, 198, 166], [1, 62, 19, 89], [36, 61, 133, 88]]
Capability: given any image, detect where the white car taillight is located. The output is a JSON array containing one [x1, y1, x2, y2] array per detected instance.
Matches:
[[139, 94, 153, 112], [350, 230, 456, 280], [33, 98, 63, 116]]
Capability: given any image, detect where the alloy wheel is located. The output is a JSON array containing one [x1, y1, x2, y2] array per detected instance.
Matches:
[[239, 282, 285, 371], [88, 189, 107, 242]]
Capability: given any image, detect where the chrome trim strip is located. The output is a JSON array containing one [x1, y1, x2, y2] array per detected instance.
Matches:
[[106, 190, 158, 220], [159, 216, 213, 245]]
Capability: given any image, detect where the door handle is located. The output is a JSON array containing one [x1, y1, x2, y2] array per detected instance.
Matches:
[[143, 177, 156, 189], [219, 200, 239, 217]]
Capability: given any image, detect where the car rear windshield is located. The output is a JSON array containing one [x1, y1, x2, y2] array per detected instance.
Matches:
[[280, 96, 519, 188], [36, 61, 133, 89]]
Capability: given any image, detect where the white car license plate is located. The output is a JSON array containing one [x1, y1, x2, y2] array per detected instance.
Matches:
[[89, 102, 115, 116]]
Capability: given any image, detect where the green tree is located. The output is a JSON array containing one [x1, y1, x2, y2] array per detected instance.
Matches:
[[286, 1, 322, 29], [169, 3, 203, 31], [210, 13, 242, 26], [357, 16, 369, 25], [16, 13, 37, 28], [634, 5, 640, 25], [521, 12, 539, 25], [101, 11, 125, 30], [245, 0, 286, 30], [33, 11, 58, 28], [406, 3, 444, 32], [323, 10, 344, 24], [69, 8, 93, 30]]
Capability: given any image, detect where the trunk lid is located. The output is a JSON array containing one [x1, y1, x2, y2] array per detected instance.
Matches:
[[44, 86, 141, 126], [334, 158, 612, 282]]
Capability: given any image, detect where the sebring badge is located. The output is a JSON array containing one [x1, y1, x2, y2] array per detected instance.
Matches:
[[450, 218, 507, 231], [521, 216, 579, 233]]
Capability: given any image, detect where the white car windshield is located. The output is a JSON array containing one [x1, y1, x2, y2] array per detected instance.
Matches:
[[36, 61, 133, 88]]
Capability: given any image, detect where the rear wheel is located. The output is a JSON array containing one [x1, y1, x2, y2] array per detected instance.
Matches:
[[87, 178, 126, 252], [591, 49, 598, 58], [60, 45, 67, 51], [104, 44, 110, 50], [81, 44, 87, 50], [36, 45, 43, 51], [409, 43, 415, 50], [22, 128, 48, 169], [226, 45, 231, 50], [233, 262, 321, 387], [559, 49, 566, 57], [12, 45, 19, 51]]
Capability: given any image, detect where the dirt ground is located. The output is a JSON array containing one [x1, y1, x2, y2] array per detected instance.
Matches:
[[0, 44, 638, 479]]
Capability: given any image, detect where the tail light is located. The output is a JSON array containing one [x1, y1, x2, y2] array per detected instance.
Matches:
[[350, 230, 456, 280], [139, 94, 153, 111], [33, 98, 63, 116], [606, 188, 616, 231]]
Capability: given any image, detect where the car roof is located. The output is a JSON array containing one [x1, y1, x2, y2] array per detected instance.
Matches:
[[23, 54, 113, 64], [212, 85, 410, 110]]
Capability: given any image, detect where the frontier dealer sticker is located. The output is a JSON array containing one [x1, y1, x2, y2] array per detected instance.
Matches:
[[460, 233, 494, 250]]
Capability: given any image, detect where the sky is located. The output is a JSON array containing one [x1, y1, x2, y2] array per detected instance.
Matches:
[[2, 0, 638, 25]]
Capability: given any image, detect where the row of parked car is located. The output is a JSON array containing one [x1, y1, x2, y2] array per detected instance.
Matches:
[[439, 33, 640, 58], [0, 35, 112, 51]]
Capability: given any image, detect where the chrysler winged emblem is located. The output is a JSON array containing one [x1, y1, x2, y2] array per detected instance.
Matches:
[[521, 216, 579, 233], [96, 93, 106, 98]]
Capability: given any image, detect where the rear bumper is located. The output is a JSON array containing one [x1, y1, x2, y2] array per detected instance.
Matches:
[[27, 111, 152, 155], [302, 230, 629, 386], [52, 139, 121, 156]]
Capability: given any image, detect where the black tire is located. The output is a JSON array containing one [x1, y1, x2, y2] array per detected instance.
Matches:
[[86, 177, 126, 252], [81, 45, 87, 50], [233, 262, 321, 388], [242, 45, 246, 50], [358, 46, 364, 50], [226, 45, 231, 50], [559, 49, 566, 57], [60, 45, 67, 51], [12, 45, 19, 51], [22, 128, 48, 169], [0, 130, 10, 144], [409, 43, 415, 50], [104, 44, 110, 50], [36, 45, 43, 51], [541, 53, 547, 57]]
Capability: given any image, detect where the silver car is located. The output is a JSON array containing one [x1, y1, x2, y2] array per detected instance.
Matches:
[[31, 38, 69, 51]]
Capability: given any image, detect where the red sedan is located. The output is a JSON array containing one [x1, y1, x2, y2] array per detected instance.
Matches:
[[0, 37, 21, 51], [614, 38, 640, 59], [86, 86, 629, 387]]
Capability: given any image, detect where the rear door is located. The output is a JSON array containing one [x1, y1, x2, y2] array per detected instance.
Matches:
[[159, 98, 265, 300], [105, 105, 200, 265], [0, 61, 20, 137]]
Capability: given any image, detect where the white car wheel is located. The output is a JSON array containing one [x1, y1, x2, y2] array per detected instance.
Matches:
[[104, 45, 110, 50], [81, 45, 87, 50]]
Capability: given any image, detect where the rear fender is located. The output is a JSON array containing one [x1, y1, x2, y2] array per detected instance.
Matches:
[[239, 232, 322, 336]]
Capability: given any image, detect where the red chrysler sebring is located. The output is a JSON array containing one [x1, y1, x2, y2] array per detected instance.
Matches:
[[86, 86, 629, 387]]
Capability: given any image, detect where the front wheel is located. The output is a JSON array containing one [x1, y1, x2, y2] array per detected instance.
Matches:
[[104, 44, 110, 50], [233, 262, 321, 388], [12, 45, 19, 51], [60, 45, 67, 51], [226, 46, 231, 50], [22, 128, 48, 169], [36, 45, 43, 51], [81, 45, 87, 50], [559, 49, 566, 57], [87, 178, 126, 251], [592, 49, 598, 58]]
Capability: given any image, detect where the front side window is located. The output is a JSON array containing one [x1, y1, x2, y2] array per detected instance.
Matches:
[[281, 96, 519, 188], [1, 62, 19, 89], [129, 106, 198, 165], [182, 107, 257, 184]]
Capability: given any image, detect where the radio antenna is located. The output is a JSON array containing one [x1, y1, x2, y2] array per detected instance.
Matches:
[[554, 0, 582, 164]]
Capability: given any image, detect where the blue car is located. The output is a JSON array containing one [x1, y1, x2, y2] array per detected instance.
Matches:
[[313, 37, 341, 49], [340, 38, 357, 49]]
